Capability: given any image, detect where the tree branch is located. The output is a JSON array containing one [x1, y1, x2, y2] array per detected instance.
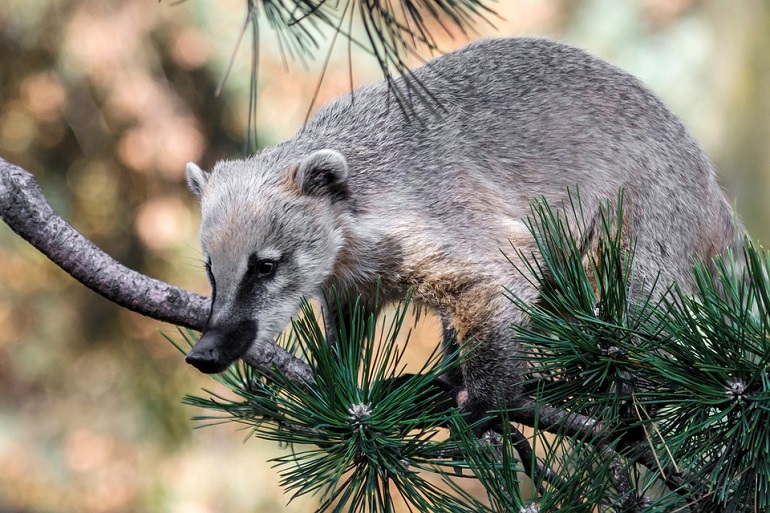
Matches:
[[0, 157, 311, 381], [508, 398, 606, 440], [0, 157, 208, 328]]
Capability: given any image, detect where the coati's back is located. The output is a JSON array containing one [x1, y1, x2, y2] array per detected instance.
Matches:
[[289, 37, 743, 295], [185, 37, 745, 427]]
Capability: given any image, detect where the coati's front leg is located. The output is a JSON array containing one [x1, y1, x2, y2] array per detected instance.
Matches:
[[446, 281, 538, 436], [451, 329, 518, 434]]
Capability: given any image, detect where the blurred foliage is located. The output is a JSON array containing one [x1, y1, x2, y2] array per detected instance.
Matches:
[[0, 0, 768, 512]]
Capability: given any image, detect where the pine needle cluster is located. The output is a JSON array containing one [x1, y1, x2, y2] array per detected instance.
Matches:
[[174, 299, 504, 512]]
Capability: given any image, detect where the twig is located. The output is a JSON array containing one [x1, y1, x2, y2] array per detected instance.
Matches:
[[608, 454, 645, 511], [479, 429, 517, 507], [633, 445, 690, 494]]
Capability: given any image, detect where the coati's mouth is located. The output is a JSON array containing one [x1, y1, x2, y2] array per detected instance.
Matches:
[[185, 319, 257, 374]]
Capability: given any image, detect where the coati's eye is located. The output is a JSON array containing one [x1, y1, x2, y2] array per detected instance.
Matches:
[[247, 254, 278, 279], [256, 259, 277, 278]]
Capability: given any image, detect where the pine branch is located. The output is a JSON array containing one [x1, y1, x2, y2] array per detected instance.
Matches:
[[0, 157, 313, 383], [181, 299, 488, 512], [215, 0, 497, 149]]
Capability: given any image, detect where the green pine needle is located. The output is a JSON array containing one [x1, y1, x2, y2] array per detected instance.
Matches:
[[642, 242, 770, 512], [223, 0, 498, 151], [181, 297, 482, 512], [508, 192, 666, 434], [505, 192, 770, 511]]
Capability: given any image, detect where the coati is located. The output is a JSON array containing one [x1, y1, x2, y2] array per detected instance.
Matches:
[[184, 37, 742, 426]]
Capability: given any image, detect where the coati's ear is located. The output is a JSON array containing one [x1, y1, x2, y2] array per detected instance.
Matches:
[[296, 149, 349, 198], [185, 162, 209, 197]]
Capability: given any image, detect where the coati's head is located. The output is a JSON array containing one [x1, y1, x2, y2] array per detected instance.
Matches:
[[184, 149, 350, 373]]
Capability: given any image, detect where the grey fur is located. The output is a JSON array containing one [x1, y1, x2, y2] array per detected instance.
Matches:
[[186, 38, 743, 421]]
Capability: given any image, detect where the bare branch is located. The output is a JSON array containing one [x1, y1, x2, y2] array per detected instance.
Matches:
[[0, 157, 312, 381], [505, 424, 566, 493], [243, 338, 314, 383], [508, 397, 607, 440], [0, 158, 207, 327]]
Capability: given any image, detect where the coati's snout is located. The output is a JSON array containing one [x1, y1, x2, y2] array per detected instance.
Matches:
[[186, 319, 257, 374]]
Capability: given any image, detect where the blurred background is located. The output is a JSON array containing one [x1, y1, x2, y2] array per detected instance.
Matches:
[[0, 0, 768, 511]]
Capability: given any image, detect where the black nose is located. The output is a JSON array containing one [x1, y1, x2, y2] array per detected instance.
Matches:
[[185, 319, 258, 374], [186, 331, 231, 374], [186, 349, 229, 374]]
